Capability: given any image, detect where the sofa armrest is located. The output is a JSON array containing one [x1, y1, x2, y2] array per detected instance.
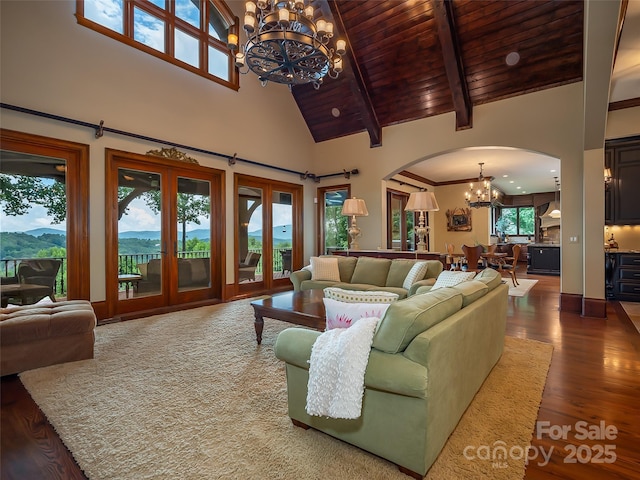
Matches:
[[274, 327, 319, 367], [408, 278, 436, 296], [289, 270, 312, 291], [275, 327, 428, 398]]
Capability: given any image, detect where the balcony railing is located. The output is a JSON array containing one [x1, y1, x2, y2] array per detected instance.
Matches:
[[0, 257, 67, 297], [1, 248, 292, 298]]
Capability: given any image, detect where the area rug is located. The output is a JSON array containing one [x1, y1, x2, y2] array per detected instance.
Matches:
[[20, 300, 553, 480], [508, 278, 538, 297], [620, 301, 640, 334]]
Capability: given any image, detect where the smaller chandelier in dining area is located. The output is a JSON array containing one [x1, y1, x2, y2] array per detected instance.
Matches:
[[465, 162, 501, 209], [227, 0, 346, 89]]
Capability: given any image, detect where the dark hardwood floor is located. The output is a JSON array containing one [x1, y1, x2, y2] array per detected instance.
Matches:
[[2, 271, 639, 479]]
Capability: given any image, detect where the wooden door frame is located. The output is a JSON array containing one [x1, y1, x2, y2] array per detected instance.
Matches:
[[316, 184, 351, 256], [0, 128, 90, 301], [234, 173, 303, 295], [105, 148, 225, 320]]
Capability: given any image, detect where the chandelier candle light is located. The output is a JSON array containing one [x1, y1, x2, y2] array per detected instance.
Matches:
[[341, 197, 368, 251], [405, 191, 440, 251], [465, 162, 501, 209], [228, 0, 347, 89]]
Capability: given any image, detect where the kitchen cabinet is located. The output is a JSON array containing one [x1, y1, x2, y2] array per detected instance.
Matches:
[[606, 252, 640, 302], [528, 245, 560, 275], [605, 136, 640, 225]]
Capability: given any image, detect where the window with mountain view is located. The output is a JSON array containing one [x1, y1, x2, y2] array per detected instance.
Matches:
[[77, 0, 238, 90]]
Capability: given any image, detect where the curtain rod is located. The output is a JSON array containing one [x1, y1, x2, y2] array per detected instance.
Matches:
[[0, 103, 358, 182]]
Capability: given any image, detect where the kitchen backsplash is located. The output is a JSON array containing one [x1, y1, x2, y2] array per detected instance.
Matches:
[[605, 225, 640, 250]]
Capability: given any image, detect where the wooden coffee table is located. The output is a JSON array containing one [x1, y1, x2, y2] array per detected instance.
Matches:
[[250, 290, 326, 344]]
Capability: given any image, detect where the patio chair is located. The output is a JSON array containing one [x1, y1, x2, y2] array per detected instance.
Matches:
[[16, 259, 62, 303], [281, 249, 292, 274], [239, 252, 261, 282]]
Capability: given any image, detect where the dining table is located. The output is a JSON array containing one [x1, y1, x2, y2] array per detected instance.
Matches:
[[480, 252, 508, 269]]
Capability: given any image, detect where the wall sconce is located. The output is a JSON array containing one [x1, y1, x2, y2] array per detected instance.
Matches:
[[604, 167, 612, 190]]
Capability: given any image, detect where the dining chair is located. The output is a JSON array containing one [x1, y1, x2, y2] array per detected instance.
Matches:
[[502, 244, 521, 286], [483, 244, 498, 268], [461, 245, 484, 272]]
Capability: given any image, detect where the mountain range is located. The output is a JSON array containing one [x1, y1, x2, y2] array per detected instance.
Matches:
[[18, 225, 293, 242]]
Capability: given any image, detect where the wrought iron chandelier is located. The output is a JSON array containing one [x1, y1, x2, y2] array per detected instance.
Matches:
[[465, 162, 501, 209], [227, 0, 346, 89]]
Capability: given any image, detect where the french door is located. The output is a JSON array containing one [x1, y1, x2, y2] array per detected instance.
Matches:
[[235, 174, 302, 295], [106, 149, 223, 318]]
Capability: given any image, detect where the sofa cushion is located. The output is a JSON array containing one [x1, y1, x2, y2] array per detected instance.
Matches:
[[324, 287, 399, 304], [385, 259, 418, 288], [323, 298, 392, 330], [402, 261, 429, 290], [431, 270, 476, 290], [310, 257, 341, 282], [450, 280, 489, 307], [474, 268, 503, 291], [350, 257, 392, 286], [333, 256, 358, 282], [372, 288, 463, 353], [366, 285, 409, 299]]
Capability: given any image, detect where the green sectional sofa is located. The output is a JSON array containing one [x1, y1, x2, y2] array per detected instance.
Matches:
[[290, 255, 443, 299], [275, 268, 507, 478]]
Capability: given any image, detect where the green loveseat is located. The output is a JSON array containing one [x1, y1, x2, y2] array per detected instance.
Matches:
[[290, 255, 444, 299], [275, 268, 507, 478]]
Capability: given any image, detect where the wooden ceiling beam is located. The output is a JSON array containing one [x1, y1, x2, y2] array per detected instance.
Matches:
[[326, 0, 382, 147], [432, 0, 472, 130]]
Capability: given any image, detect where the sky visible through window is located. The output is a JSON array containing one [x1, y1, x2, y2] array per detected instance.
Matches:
[[81, 0, 231, 83]]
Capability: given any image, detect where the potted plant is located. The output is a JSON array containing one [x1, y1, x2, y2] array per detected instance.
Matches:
[[494, 216, 514, 242]]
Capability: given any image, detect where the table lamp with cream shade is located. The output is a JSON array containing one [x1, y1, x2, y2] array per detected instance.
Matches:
[[341, 197, 369, 250], [405, 191, 440, 251]]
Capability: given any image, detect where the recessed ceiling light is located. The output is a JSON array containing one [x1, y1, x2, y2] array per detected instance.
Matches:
[[550, 169, 556, 173], [516, 186, 522, 189], [505, 51, 520, 66], [509, 180, 515, 183], [502, 174, 509, 178]]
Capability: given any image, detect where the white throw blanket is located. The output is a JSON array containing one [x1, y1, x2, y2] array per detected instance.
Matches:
[[305, 317, 379, 419]]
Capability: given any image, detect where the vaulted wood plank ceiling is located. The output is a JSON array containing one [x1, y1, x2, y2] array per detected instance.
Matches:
[[291, 0, 584, 146]]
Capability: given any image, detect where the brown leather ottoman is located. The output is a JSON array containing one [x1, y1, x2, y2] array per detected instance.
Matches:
[[0, 300, 96, 376]]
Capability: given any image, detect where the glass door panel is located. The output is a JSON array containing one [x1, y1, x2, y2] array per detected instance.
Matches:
[[0, 151, 68, 304], [238, 185, 263, 284], [272, 190, 292, 280], [323, 188, 348, 254], [117, 168, 163, 299], [176, 177, 211, 293]]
